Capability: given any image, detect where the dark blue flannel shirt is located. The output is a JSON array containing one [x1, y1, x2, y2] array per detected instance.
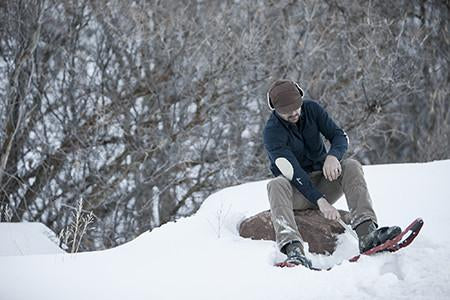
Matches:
[[263, 99, 349, 205]]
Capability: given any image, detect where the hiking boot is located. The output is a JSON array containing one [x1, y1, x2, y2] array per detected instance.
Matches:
[[282, 240, 313, 269], [355, 220, 402, 253]]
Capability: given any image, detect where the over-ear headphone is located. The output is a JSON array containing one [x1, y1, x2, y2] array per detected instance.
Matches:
[[267, 80, 304, 111]]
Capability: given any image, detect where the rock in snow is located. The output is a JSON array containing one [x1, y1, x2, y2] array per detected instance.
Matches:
[[239, 209, 352, 254]]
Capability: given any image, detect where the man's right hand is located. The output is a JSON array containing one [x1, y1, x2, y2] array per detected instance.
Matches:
[[317, 197, 341, 221]]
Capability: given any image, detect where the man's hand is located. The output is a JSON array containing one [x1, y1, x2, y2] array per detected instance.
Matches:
[[323, 155, 342, 181], [317, 197, 341, 221]]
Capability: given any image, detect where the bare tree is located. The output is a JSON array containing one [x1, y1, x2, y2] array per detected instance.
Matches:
[[0, 0, 447, 251]]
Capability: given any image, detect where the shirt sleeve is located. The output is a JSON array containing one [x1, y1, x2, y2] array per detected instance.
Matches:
[[264, 127, 324, 205], [313, 102, 349, 161]]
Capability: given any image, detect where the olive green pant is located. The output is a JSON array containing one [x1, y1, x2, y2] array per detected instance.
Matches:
[[266, 158, 378, 252]]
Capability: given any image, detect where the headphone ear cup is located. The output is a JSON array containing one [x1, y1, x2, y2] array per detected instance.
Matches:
[[293, 81, 304, 97], [267, 91, 275, 110]]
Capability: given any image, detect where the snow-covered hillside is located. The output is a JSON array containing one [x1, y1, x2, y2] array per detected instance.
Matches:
[[1, 160, 449, 300], [0, 222, 64, 256]]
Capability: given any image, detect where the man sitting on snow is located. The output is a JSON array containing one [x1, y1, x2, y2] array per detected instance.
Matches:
[[263, 79, 401, 269]]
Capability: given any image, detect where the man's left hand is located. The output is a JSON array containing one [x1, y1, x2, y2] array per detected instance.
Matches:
[[323, 155, 341, 181]]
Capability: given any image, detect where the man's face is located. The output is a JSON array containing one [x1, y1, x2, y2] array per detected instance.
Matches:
[[277, 107, 301, 124]]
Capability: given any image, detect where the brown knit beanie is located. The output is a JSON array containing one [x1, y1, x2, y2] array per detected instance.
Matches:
[[267, 80, 304, 114]]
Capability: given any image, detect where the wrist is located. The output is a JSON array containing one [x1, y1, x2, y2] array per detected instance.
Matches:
[[326, 154, 338, 161], [317, 197, 328, 206]]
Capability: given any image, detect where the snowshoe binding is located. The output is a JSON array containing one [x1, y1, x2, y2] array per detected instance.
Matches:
[[356, 220, 402, 253], [275, 240, 313, 269]]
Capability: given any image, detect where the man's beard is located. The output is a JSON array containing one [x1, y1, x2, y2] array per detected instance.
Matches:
[[288, 114, 299, 122]]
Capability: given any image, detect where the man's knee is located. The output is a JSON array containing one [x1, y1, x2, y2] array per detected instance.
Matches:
[[267, 176, 291, 192], [267, 176, 292, 200], [341, 158, 363, 174], [340, 158, 366, 187]]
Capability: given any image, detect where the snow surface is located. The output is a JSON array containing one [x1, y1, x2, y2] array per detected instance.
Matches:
[[1, 160, 449, 300], [0, 222, 64, 256]]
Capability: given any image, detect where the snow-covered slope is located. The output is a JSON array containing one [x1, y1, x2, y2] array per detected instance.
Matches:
[[0, 222, 64, 256], [1, 160, 449, 300]]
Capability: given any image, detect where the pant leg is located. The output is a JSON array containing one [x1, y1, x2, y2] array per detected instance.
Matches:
[[267, 173, 322, 251], [266, 176, 304, 251], [267, 159, 378, 251], [290, 159, 377, 230], [338, 158, 378, 229], [311, 171, 344, 205]]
